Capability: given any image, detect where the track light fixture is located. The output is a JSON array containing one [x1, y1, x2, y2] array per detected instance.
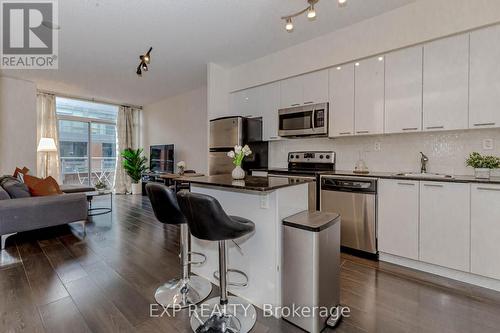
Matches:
[[136, 47, 152, 77], [282, 0, 347, 32]]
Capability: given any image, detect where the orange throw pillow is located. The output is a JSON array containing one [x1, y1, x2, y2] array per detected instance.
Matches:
[[29, 176, 63, 196], [23, 175, 42, 188], [13, 166, 30, 178]]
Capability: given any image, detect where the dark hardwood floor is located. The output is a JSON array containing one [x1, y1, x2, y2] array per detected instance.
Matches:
[[2, 194, 500, 333]]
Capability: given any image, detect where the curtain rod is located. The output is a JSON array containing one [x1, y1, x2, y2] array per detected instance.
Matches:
[[37, 89, 143, 109]]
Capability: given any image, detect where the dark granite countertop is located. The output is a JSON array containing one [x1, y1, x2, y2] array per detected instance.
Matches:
[[175, 174, 313, 192], [251, 169, 500, 184]]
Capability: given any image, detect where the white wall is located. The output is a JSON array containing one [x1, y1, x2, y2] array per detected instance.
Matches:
[[0, 76, 37, 175], [229, 0, 500, 91], [142, 86, 208, 173], [269, 129, 500, 177]]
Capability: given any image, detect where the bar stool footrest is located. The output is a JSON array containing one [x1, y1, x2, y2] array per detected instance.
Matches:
[[213, 269, 248, 287], [188, 251, 207, 266]]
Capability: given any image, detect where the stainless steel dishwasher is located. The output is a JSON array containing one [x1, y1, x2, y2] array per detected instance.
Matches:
[[320, 175, 378, 255]]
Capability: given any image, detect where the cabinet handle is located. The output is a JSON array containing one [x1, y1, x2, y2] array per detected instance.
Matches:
[[304, 101, 314, 105], [356, 131, 370, 134], [402, 128, 418, 131], [477, 187, 500, 192], [339, 132, 351, 135], [426, 126, 444, 130], [424, 184, 444, 188], [473, 123, 495, 127], [269, 136, 278, 139], [397, 182, 415, 186], [291, 103, 301, 107]]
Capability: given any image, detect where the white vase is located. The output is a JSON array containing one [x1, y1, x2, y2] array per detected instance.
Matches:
[[131, 182, 142, 195], [231, 166, 246, 180], [474, 168, 491, 179]]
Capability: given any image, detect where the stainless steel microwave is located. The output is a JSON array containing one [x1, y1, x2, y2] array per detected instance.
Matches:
[[278, 102, 328, 137]]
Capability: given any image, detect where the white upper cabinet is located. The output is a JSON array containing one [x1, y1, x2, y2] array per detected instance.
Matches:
[[280, 76, 302, 108], [470, 184, 500, 280], [423, 34, 469, 131], [469, 25, 500, 129], [378, 179, 420, 260], [280, 70, 328, 108], [257, 82, 281, 141], [385, 46, 423, 133], [329, 64, 355, 137], [230, 87, 258, 118], [419, 182, 470, 272], [354, 57, 385, 135], [302, 70, 329, 105]]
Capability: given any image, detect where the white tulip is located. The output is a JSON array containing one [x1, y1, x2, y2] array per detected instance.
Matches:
[[177, 161, 186, 168], [227, 151, 235, 158], [234, 145, 242, 154]]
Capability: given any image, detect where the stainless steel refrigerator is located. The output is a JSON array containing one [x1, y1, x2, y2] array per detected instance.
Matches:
[[209, 116, 268, 175]]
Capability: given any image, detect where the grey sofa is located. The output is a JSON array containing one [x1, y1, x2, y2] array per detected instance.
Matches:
[[0, 176, 88, 249]]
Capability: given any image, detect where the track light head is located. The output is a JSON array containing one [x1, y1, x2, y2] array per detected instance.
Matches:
[[338, 0, 347, 7], [307, 5, 316, 20], [136, 47, 153, 77], [285, 17, 294, 32]]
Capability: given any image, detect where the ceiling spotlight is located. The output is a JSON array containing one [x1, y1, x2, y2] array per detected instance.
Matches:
[[136, 47, 153, 77], [355, 62, 360, 67], [285, 18, 294, 32], [378, 56, 384, 61], [307, 5, 316, 20], [282, 0, 345, 32]]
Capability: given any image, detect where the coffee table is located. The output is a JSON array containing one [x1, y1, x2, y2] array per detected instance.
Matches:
[[86, 190, 113, 216]]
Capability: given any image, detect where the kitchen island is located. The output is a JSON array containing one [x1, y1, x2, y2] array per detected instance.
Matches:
[[176, 174, 311, 310]]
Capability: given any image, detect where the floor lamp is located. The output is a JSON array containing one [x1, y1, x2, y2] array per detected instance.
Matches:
[[37, 138, 57, 178]]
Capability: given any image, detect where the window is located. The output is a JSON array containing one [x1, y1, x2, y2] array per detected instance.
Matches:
[[56, 97, 118, 187]]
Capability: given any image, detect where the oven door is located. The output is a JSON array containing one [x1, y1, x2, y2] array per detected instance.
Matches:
[[268, 173, 317, 211], [278, 103, 328, 137]]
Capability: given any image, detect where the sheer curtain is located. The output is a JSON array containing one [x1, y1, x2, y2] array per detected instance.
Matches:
[[114, 106, 140, 194], [36, 92, 61, 181]]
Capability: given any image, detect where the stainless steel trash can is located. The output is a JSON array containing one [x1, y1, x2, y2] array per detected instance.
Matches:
[[282, 210, 341, 333]]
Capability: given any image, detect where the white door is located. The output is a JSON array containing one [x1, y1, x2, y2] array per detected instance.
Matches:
[[302, 70, 329, 105], [354, 57, 385, 135], [258, 82, 281, 141], [280, 76, 302, 108], [469, 25, 500, 129], [470, 184, 500, 280], [378, 179, 419, 260], [423, 34, 469, 131], [419, 182, 470, 272], [385, 46, 423, 133], [329, 64, 355, 137]]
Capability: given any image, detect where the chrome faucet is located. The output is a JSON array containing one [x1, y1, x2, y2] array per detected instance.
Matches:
[[420, 152, 429, 174]]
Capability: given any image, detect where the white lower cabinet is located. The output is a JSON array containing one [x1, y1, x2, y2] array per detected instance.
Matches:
[[378, 179, 419, 260], [419, 182, 470, 272], [471, 184, 500, 280]]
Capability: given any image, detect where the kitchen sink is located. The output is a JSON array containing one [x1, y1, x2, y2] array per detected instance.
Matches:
[[394, 172, 454, 179]]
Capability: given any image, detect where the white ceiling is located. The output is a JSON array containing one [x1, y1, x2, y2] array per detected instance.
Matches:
[[1, 0, 416, 106]]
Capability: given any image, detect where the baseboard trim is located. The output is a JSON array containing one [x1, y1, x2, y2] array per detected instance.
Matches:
[[380, 252, 500, 294]]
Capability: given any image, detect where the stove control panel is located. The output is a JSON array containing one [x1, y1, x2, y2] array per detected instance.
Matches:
[[288, 151, 336, 164]]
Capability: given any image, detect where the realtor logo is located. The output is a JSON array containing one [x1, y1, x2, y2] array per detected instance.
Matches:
[[1, 0, 58, 69]]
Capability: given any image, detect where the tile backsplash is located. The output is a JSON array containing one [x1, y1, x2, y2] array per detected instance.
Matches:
[[269, 129, 500, 176]]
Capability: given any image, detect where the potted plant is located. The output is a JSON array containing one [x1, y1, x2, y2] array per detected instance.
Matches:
[[94, 180, 108, 193], [227, 145, 252, 180], [466, 152, 500, 179], [121, 148, 148, 194]]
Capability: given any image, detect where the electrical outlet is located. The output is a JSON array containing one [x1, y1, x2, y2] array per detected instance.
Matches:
[[374, 142, 381, 152], [483, 139, 494, 150]]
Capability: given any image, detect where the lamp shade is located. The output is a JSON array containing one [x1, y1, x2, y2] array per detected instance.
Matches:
[[37, 138, 57, 152]]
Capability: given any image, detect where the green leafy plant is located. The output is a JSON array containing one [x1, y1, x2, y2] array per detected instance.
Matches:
[[121, 148, 148, 183], [466, 152, 500, 169], [94, 180, 107, 190]]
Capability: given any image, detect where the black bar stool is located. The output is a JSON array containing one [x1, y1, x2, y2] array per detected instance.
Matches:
[[177, 191, 257, 333], [146, 183, 212, 308]]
